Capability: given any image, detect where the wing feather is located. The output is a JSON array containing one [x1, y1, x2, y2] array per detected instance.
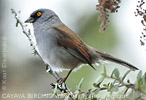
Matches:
[[52, 24, 96, 70]]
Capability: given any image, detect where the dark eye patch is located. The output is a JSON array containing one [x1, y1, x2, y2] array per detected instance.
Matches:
[[30, 10, 44, 18]]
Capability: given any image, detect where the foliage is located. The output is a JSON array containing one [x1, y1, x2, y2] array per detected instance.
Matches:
[[50, 67, 146, 100]]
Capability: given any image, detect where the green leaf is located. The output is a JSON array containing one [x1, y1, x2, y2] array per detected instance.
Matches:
[[94, 88, 100, 95], [94, 75, 105, 88], [142, 72, 146, 84], [107, 83, 119, 93], [111, 68, 120, 79], [140, 84, 146, 92], [101, 66, 107, 76], [103, 66, 107, 76], [135, 79, 141, 90], [110, 85, 119, 92], [73, 90, 79, 99], [103, 84, 108, 88], [93, 83, 98, 88], [77, 78, 84, 91], [107, 83, 113, 92], [53, 83, 58, 96], [137, 70, 142, 80], [64, 96, 69, 100], [122, 70, 131, 81], [92, 98, 98, 100]]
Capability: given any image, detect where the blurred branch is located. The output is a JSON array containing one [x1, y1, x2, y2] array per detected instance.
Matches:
[[11, 8, 37, 55], [96, 0, 146, 50], [134, 0, 146, 49], [96, 0, 121, 32]]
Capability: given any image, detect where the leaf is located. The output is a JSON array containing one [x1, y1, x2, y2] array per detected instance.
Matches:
[[64, 96, 69, 100], [122, 70, 131, 81], [140, 84, 146, 92], [92, 98, 98, 100], [93, 83, 98, 88], [111, 68, 120, 79], [94, 88, 100, 95], [53, 83, 58, 96], [142, 72, 146, 84], [94, 75, 105, 88], [135, 71, 143, 90], [77, 78, 84, 91], [137, 70, 142, 80], [103, 84, 108, 88], [135, 78, 141, 90], [103, 66, 107, 76], [108, 83, 113, 92], [110, 85, 119, 92]]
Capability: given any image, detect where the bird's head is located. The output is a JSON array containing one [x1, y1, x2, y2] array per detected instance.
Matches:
[[25, 9, 60, 24]]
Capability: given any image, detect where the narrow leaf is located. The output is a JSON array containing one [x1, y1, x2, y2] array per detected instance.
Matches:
[[94, 75, 105, 88], [94, 88, 100, 95], [142, 72, 146, 84], [112, 68, 120, 79], [137, 70, 142, 80], [103, 66, 107, 76], [140, 84, 146, 92], [53, 83, 58, 96], [93, 83, 98, 88], [110, 85, 119, 92], [77, 78, 84, 90], [122, 70, 131, 81], [64, 96, 69, 100]]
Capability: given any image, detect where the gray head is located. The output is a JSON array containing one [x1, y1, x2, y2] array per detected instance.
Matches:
[[25, 8, 60, 24]]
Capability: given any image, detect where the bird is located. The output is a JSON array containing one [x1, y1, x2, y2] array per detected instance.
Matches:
[[25, 8, 138, 83]]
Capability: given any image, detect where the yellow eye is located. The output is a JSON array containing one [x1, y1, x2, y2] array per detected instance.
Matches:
[[37, 12, 42, 16]]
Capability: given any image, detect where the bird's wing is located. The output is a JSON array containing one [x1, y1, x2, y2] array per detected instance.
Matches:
[[51, 24, 95, 70]]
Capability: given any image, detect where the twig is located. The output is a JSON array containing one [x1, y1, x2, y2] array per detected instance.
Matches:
[[11, 8, 37, 55], [105, 75, 146, 95]]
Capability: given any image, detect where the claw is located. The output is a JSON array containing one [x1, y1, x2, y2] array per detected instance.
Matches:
[[50, 82, 68, 93], [57, 78, 66, 85]]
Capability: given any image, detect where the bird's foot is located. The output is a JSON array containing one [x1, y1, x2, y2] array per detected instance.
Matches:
[[57, 78, 66, 85], [50, 78, 69, 93], [56, 78, 68, 92], [50, 81, 68, 93]]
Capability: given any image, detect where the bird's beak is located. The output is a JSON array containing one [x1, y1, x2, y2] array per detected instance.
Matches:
[[25, 17, 34, 23]]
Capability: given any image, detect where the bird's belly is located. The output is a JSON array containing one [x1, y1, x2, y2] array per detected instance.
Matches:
[[34, 28, 83, 72], [37, 43, 82, 72]]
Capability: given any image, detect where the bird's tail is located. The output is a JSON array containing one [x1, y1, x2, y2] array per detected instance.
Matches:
[[88, 47, 139, 71]]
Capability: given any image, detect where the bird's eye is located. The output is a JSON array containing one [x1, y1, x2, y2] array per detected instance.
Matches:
[[37, 12, 42, 17]]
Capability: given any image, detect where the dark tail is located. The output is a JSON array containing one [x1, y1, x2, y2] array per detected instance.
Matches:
[[95, 50, 139, 71]]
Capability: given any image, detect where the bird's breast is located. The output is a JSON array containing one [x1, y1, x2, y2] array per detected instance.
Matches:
[[33, 25, 82, 72]]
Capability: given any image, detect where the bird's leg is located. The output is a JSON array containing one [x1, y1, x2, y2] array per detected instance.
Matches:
[[57, 69, 73, 85], [44, 64, 61, 80], [44, 64, 49, 71], [44, 64, 71, 93]]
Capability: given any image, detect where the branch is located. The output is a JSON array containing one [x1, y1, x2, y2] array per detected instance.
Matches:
[[49, 68, 146, 99], [96, 0, 121, 32], [134, 0, 146, 49], [11, 8, 37, 55], [105, 74, 146, 95]]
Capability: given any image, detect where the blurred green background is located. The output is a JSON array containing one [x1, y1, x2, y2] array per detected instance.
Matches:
[[0, 0, 146, 100]]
